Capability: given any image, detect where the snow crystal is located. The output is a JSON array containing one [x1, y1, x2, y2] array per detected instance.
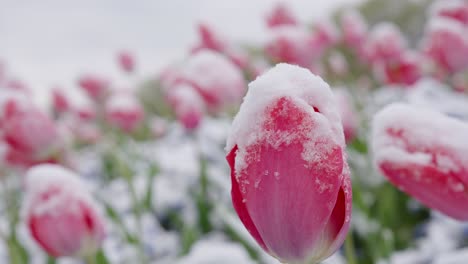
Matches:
[[226, 64, 345, 184], [372, 103, 468, 173]]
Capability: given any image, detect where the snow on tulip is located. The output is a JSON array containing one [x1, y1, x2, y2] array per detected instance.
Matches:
[[265, 25, 319, 68], [105, 91, 145, 132], [2, 106, 62, 167], [422, 17, 468, 74], [365, 22, 407, 64], [226, 63, 351, 264], [372, 103, 468, 220], [430, 0, 468, 25], [23, 164, 106, 258], [167, 84, 205, 131], [78, 74, 110, 101], [163, 50, 246, 112], [265, 3, 298, 28]]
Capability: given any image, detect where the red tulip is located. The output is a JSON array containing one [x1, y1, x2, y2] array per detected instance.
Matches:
[[265, 3, 298, 28], [372, 103, 468, 220], [77, 75, 110, 101], [117, 51, 135, 73], [226, 64, 351, 263], [340, 9, 368, 50], [422, 17, 468, 74], [375, 51, 423, 86], [334, 89, 357, 143], [52, 88, 70, 114], [167, 84, 205, 131], [365, 22, 407, 64], [430, 0, 468, 25], [2, 106, 62, 167], [165, 50, 246, 112], [265, 26, 320, 68], [105, 91, 144, 132], [23, 164, 106, 257]]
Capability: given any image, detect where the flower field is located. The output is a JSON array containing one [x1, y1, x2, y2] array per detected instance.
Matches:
[[1, 0, 468, 263]]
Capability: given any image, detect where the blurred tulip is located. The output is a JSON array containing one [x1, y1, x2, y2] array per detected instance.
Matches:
[[117, 51, 136, 73], [452, 72, 468, 93], [78, 75, 110, 100], [105, 91, 144, 133], [334, 89, 357, 143], [167, 84, 205, 131], [365, 22, 407, 64], [167, 50, 246, 112], [265, 25, 319, 68], [265, 3, 298, 28], [375, 51, 423, 86], [150, 116, 168, 138], [23, 164, 106, 257], [226, 64, 351, 263], [430, 0, 468, 25], [340, 9, 368, 49], [328, 52, 348, 77], [74, 102, 97, 122], [422, 17, 468, 74], [372, 103, 468, 220], [313, 21, 340, 48], [52, 88, 70, 114], [192, 23, 250, 69], [2, 106, 62, 167]]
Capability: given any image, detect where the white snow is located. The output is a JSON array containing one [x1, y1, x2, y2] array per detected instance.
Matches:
[[226, 63, 344, 183]]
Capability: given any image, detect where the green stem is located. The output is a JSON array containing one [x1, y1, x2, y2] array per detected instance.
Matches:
[[344, 234, 357, 264]]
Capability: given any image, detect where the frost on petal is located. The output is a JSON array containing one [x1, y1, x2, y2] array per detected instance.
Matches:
[[372, 103, 468, 220]]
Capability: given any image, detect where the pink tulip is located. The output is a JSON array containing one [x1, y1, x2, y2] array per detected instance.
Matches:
[[226, 64, 351, 263], [192, 23, 250, 69], [340, 9, 368, 49], [166, 50, 246, 112], [430, 0, 468, 25], [265, 3, 298, 28], [265, 26, 319, 68], [2, 106, 61, 167], [74, 103, 97, 122], [372, 103, 468, 220], [105, 92, 144, 132], [334, 89, 357, 143], [77, 75, 110, 101], [375, 51, 423, 86], [422, 17, 468, 74], [167, 84, 205, 131], [52, 88, 70, 114], [313, 21, 340, 48], [365, 22, 407, 64], [23, 164, 106, 257], [117, 51, 135, 73]]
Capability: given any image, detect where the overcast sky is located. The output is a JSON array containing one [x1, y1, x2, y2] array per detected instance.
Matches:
[[0, 0, 362, 105]]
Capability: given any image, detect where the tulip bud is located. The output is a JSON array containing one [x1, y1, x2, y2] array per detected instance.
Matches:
[[52, 88, 70, 114], [430, 0, 468, 25], [117, 51, 136, 73], [340, 9, 368, 49], [167, 84, 205, 131], [105, 91, 144, 132], [365, 22, 407, 64], [422, 17, 468, 74], [226, 63, 351, 263], [372, 103, 468, 220], [265, 3, 298, 28], [23, 164, 106, 257], [170, 50, 246, 112], [3, 107, 62, 167], [77, 75, 110, 101], [265, 26, 319, 68], [375, 51, 422, 86]]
